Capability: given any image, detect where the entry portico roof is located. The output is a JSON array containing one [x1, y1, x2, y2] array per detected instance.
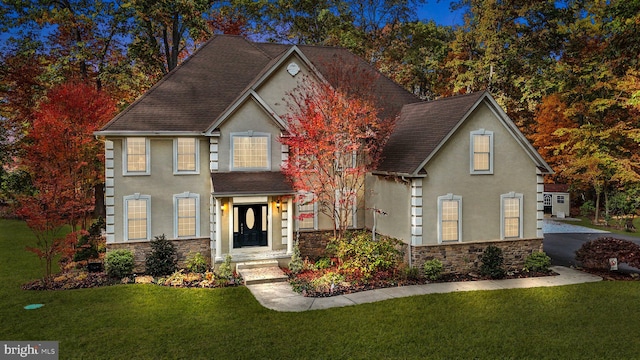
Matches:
[[211, 172, 294, 197]]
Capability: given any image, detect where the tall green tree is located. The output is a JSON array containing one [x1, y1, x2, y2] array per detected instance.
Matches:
[[127, 0, 214, 76]]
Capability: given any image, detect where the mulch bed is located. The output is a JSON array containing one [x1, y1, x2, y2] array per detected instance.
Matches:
[[580, 268, 640, 281], [288, 269, 558, 298]]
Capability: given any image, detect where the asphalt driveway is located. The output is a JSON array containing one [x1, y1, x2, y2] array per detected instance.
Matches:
[[543, 219, 640, 272]]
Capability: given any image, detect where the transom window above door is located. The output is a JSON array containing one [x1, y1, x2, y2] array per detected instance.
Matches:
[[231, 132, 270, 170]]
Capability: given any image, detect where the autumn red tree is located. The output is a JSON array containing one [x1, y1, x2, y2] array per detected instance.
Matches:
[[18, 81, 116, 277], [281, 79, 394, 239]]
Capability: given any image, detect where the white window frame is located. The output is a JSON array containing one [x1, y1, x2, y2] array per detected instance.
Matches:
[[437, 193, 462, 243], [335, 189, 357, 229], [230, 132, 271, 171], [501, 192, 523, 239], [123, 137, 150, 176], [123, 193, 151, 241], [173, 138, 200, 175], [334, 150, 357, 172], [173, 192, 200, 239], [556, 195, 565, 204], [297, 192, 318, 230], [470, 129, 494, 174]]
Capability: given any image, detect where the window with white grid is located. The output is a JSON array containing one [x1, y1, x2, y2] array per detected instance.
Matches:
[[231, 134, 270, 170], [470, 129, 493, 174], [124, 195, 150, 241], [125, 137, 149, 175], [501, 192, 523, 239], [174, 193, 199, 238], [438, 194, 462, 243], [174, 138, 199, 174], [297, 192, 316, 230]]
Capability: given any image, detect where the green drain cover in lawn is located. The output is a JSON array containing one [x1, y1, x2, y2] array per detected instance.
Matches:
[[24, 304, 44, 310]]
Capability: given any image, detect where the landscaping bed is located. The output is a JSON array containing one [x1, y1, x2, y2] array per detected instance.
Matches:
[[285, 266, 557, 297]]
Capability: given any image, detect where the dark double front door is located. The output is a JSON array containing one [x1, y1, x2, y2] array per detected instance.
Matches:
[[233, 204, 268, 248]]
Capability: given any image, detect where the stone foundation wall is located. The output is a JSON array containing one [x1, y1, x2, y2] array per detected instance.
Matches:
[[107, 238, 211, 273], [410, 238, 544, 274], [297, 231, 334, 260]]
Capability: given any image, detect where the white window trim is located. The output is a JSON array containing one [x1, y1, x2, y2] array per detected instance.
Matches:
[[297, 192, 318, 230], [123, 193, 151, 241], [470, 129, 494, 174], [334, 189, 357, 229], [123, 137, 150, 176], [437, 193, 462, 244], [173, 192, 200, 239], [500, 192, 523, 239], [173, 138, 200, 175], [230, 131, 271, 171]]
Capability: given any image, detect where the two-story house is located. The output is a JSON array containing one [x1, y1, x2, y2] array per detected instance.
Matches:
[[96, 35, 552, 272], [95, 35, 418, 270]]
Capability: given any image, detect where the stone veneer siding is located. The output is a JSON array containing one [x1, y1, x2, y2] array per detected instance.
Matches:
[[410, 238, 544, 274], [107, 238, 210, 273], [297, 231, 334, 261], [298, 231, 542, 274]]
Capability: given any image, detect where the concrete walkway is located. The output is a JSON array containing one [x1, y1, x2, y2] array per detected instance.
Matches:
[[246, 266, 602, 312]]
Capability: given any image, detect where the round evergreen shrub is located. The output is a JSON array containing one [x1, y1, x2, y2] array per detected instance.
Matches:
[[145, 234, 177, 277], [104, 249, 134, 279], [423, 258, 444, 281], [524, 251, 552, 272], [479, 245, 506, 279]]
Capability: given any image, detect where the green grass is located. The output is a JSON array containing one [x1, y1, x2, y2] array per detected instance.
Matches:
[[561, 216, 640, 237], [2, 219, 640, 359]]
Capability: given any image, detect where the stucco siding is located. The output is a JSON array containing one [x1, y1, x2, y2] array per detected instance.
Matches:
[[420, 102, 539, 245], [110, 137, 211, 243], [216, 99, 284, 172], [365, 174, 412, 241], [256, 54, 314, 117]]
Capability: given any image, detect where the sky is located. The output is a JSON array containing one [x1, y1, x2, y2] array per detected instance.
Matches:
[[416, 0, 466, 26]]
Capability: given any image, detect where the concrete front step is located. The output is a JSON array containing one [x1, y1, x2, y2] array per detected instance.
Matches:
[[236, 261, 289, 285]]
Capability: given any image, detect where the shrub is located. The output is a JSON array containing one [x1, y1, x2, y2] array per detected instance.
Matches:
[[73, 217, 106, 262], [400, 265, 422, 281], [145, 234, 177, 277], [217, 254, 234, 279], [575, 237, 640, 270], [334, 231, 402, 280], [479, 245, 506, 279], [104, 249, 134, 279], [309, 271, 345, 293], [313, 257, 334, 270], [580, 200, 595, 218], [186, 252, 208, 273], [288, 241, 304, 274], [423, 258, 444, 281], [524, 252, 552, 272], [164, 269, 186, 287]]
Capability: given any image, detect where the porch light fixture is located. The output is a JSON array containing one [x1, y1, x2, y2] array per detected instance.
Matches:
[[220, 203, 226, 213], [275, 199, 281, 212]]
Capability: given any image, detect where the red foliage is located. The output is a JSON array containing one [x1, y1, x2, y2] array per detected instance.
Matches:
[[18, 81, 115, 278], [208, 10, 250, 36], [575, 237, 640, 270], [530, 94, 576, 176], [281, 78, 394, 237], [22, 81, 116, 228]]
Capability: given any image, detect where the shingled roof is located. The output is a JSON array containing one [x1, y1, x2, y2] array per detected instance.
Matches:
[[377, 92, 487, 175], [99, 35, 419, 134], [376, 91, 554, 176]]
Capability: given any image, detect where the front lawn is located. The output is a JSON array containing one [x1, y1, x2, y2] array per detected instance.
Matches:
[[565, 216, 640, 237], [2, 219, 640, 359]]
